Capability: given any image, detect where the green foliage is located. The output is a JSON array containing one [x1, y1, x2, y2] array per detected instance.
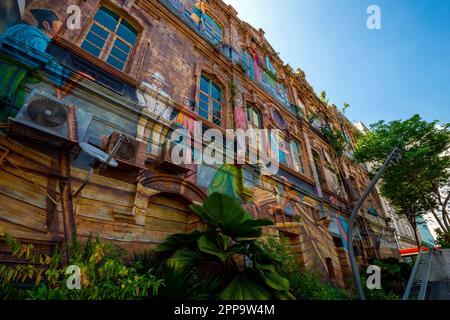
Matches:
[[435, 230, 450, 249], [320, 91, 330, 106], [368, 257, 412, 295], [322, 125, 347, 157], [342, 103, 350, 114], [0, 229, 163, 300], [261, 237, 352, 300], [154, 193, 294, 301], [353, 115, 450, 235]]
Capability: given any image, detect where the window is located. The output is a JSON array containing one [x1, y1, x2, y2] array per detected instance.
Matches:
[[199, 74, 222, 126], [201, 14, 223, 45], [241, 51, 255, 80], [291, 140, 305, 174], [313, 150, 326, 187], [278, 136, 290, 167], [246, 105, 261, 129], [81, 6, 138, 71]]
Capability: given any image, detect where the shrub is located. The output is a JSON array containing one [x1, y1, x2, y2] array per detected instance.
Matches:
[[436, 230, 450, 249], [0, 229, 164, 300], [153, 193, 295, 300], [261, 237, 353, 300]]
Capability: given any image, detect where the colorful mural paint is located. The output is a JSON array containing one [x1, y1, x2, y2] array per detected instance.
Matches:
[[162, 0, 223, 46], [0, 0, 23, 34], [332, 211, 349, 251]]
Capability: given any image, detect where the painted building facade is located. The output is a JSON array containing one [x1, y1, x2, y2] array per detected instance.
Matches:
[[0, 0, 399, 287]]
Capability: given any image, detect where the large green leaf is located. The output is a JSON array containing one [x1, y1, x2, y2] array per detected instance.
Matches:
[[197, 233, 245, 262], [167, 248, 203, 273], [251, 243, 283, 264], [259, 270, 290, 292], [272, 289, 296, 300], [190, 193, 273, 239], [219, 276, 271, 300], [155, 232, 202, 253]]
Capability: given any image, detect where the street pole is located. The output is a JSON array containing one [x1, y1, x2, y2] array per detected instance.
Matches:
[[347, 146, 400, 300]]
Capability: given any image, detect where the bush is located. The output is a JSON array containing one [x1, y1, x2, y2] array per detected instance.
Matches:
[[0, 229, 164, 300], [436, 230, 450, 249], [261, 237, 353, 300], [153, 193, 295, 301]]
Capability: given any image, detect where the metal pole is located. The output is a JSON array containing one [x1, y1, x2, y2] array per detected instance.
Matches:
[[403, 251, 423, 300], [347, 147, 399, 300]]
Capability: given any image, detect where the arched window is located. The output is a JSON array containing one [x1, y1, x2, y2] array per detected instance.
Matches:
[[81, 6, 139, 71], [199, 74, 222, 126]]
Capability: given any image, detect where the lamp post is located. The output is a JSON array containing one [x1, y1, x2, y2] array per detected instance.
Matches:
[[347, 146, 401, 300]]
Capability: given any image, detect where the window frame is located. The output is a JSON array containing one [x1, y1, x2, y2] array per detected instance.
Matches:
[[80, 5, 141, 72], [198, 74, 224, 127], [290, 140, 305, 174]]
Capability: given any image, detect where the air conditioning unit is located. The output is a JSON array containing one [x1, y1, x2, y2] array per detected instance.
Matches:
[[157, 140, 192, 174], [7, 90, 92, 148], [100, 132, 147, 170]]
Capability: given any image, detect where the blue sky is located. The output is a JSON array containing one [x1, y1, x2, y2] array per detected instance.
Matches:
[[223, 0, 450, 127]]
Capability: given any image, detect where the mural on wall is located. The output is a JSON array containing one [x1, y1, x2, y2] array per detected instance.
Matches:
[[0, 5, 96, 124], [0, 6, 63, 123], [0, 0, 23, 34], [332, 211, 349, 251], [162, 0, 223, 46], [197, 164, 244, 202], [135, 69, 201, 157]]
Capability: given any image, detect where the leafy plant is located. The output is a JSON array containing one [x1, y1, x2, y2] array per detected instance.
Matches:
[[354, 115, 450, 247], [154, 193, 295, 300], [435, 229, 450, 249], [0, 229, 164, 300], [322, 125, 347, 157], [261, 237, 353, 300], [367, 257, 412, 295]]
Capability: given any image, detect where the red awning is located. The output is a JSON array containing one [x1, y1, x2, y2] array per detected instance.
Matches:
[[400, 246, 441, 256]]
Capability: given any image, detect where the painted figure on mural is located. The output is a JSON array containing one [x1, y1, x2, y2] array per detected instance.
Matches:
[[0, 9, 62, 53], [0, 7, 63, 123], [136, 72, 181, 155]]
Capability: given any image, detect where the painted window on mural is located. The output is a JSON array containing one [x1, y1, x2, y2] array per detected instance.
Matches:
[[241, 51, 255, 80], [190, 1, 223, 45], [81, 6, 138, 71], [278, 83, 290, 107], [265, 56, 277, 77], [199, 74, 222, 126], [201, 14, 223, 45], [240, 49, 291, 109], [271, 134, 290, 167], [246, 105, 261, 129], [291, 140, 305, 174]]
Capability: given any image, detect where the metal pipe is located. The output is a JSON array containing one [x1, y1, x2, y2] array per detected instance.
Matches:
[[73, 135, 126, 198], [347, 146, 400, 300]]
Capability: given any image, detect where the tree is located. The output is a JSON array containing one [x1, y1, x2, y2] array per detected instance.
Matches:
[[353, 115, 450, 248], [154, 193, 295, 300]]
